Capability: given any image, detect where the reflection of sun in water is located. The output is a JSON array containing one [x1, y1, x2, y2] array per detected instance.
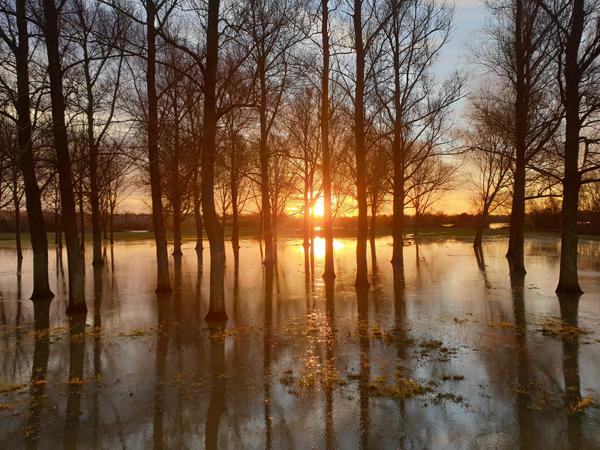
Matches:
[[301, 237, 344, 259]]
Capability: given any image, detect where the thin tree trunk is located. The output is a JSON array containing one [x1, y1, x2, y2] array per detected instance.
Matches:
[[193, 166, 203, 253], [321, 0, 335, 280], [146, 0, 171, 293], [83, 48, 103, 266], [353, 0, 369, 287], [230, 140, 240, 268], [172, 102, 182, 257], [79, 183, 85, 252], [110, 205, 115, 245], [14, 188, 22, 262], [41, 0, 86, 312], [303, 161, 310, 269], [15, 0, 53, 299], [369, 200, 376, 264], [203, 0, 227, 322]]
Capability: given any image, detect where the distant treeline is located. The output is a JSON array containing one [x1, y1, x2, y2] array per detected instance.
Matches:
[[2, 209, 598, 236]]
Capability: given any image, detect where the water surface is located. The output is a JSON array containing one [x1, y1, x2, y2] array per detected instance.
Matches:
[[0, 236, 599, 449]]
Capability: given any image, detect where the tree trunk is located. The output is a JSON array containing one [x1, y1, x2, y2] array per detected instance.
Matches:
[[369, 202, 376, 267], [83, 50, 103, 266], [14, 188, 23, 262], [79, 184, 85, 252], [303, 162, 310, 270], [110, 205, 115, 245], [557, 0, 584, 294], [203, 0, 227, 322], [259, 58, 274, 267], [390, 8, 404, 266], [15, 0, 53, 299], [41, 0, 86, 312], [474, 204, 489, 249], [353, 0, 369, 287], [230, 142, 240, 268], [322, 0, 335, 279], [193, 167, 204, 253], [146, 0, 171, 293], [172, 102, 182, 257], [506, 0, 527, 274]]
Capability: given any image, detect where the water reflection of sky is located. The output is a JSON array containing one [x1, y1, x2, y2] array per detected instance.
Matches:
[[0, 236, 599, 449]]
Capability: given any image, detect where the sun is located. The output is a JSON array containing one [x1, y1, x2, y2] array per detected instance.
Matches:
[[311, 195, 324, 217]]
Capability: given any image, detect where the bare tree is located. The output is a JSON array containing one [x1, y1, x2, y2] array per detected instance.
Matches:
[[40, 0, 86, 312], [464, 92, 513, 248], [0, 0, 54, 299], [236, 0, 306, 266], [375, 0, 461, 266], [408, 155, 455, 236], [482, 0, 558, 274], [540, 0, 600, 293]]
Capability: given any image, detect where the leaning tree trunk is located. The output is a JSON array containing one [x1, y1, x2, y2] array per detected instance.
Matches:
[[474, 204, 489, 249], [41, 0, 86, 312], [353, 0, 369, 287], [146, 0, 171, 293], [557, 0, 584, 294], [203, 0, 227, 322], [15, 0, 53, 299], [321, 0, 335, 280]]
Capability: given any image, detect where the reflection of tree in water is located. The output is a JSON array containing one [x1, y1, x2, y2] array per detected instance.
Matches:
[[64, 313, 86, 450], [510, 272, 534, 450], [92, 266, 103, 447], [392, 263, 409, 433], [205, 323, 226, 449], [153, 294, 171, 450], [263, 267, 274, 450], [558, 294, 583, 450], [356, 286, 370, 450], [324, 279, 336, 450], [25, 299, 52, 450], [474, 246, 491, 289]]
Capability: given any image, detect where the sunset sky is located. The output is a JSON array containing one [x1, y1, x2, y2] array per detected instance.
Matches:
[[119, 0, 487, 216]]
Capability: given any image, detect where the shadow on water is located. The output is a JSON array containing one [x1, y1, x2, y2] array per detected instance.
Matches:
[[324, 278, 336, 450], [153, 293, 171, 450], [64, 312, 86, 450], [24, 299, 52, 450], [263, 266, 274, 450], [510, 271, 534, 450], [205, 322, 226, 450], [558, 293, 583, 450], [356, 285, 370, 450]]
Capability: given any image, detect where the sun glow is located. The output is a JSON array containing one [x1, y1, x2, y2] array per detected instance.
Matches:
[[311, 196, 324, 217]]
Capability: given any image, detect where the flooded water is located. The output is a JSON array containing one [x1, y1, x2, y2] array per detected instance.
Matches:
[[0, 236, 600, 449]]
